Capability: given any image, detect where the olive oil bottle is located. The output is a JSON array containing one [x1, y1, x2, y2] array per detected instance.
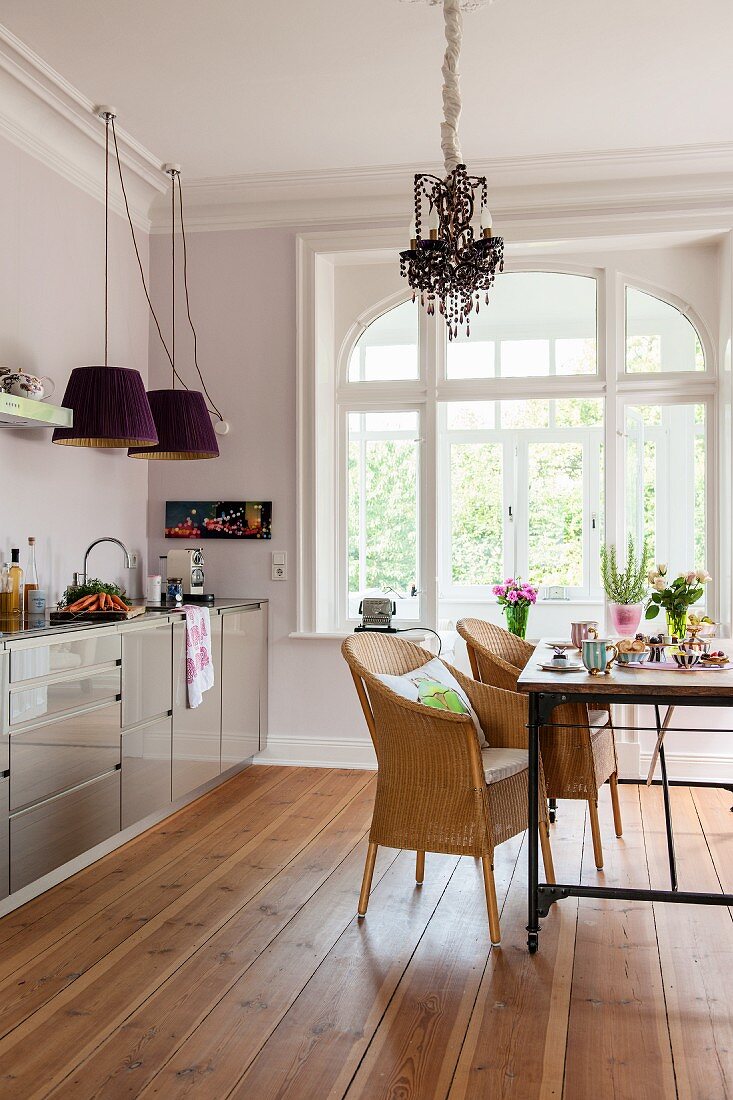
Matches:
[[23, 536, 38, 614], [8, 548, 23, 617]]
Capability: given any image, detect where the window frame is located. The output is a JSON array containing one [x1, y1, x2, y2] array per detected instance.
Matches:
[[302, 242, 719, 634]]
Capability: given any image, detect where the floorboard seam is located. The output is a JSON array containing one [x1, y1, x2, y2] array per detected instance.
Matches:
[[559, 802, 586, 1100], [224, 853, 464, 1100], [439, 836, 525, 1100], [638, 785, 680, 1100]]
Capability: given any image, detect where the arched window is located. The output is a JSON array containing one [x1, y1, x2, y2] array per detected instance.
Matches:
[[309, 266, 714, 634], [624, 286, 708, 580], [626, 287, 705, 373], [347, 299, 418, 382]]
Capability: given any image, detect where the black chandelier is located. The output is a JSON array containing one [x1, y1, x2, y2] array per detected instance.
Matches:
[[399, 0, 504, 339]]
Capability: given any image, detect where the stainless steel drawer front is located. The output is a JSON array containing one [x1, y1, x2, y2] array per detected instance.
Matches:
[[122, 624, 173, 730], [122, 716, 172, 828], [9, 668, 121, 728], [10, 634, 121, 683], [10, 701, 122, 812], [10, 771, 121, 893]]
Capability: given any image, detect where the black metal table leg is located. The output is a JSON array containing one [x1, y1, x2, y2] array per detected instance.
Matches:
[[655, 704, 678, 892], [527, 693, 541, 953], [549, 797, 557, 823]]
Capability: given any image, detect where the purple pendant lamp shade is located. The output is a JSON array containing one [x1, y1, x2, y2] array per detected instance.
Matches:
[[128, 389, 218, 459], [52, 112, 158, 450], [52, 366, 158, 448]]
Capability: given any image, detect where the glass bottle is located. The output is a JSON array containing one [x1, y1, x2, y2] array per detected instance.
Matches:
[[0, 563, 11, 623], [8, 548, 23, 617], [23, 536, 39, 615]]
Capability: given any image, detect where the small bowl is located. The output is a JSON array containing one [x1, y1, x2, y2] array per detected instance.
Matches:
[[617, 649, 649, 665], [671, 650, 701, 669]]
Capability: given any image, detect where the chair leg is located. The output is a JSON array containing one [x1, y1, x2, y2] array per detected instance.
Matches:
[[358, 842, 378, 917], [609, 772, 623, 837], [539, 820, 555, 884], [481, 855, 501, 946], [588, 798, 604, 869], [415, 850, 425, 885]]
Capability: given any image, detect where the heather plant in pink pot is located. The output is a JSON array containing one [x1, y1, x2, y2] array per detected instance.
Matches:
[[492, 578, 538, 639], [600, 535, 650, 636]]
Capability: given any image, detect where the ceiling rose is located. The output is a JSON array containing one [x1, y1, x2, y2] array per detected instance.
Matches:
[[399, 0, 504, 338]]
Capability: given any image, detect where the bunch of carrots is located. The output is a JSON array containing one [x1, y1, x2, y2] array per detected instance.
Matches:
[[65, 593, 131, 614]]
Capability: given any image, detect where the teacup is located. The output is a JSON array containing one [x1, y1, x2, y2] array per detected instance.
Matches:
[[0, 368, 54, 402], [571, 620, 599, 650], [582, 638, 619, 675], [617, 648, 649, 665]]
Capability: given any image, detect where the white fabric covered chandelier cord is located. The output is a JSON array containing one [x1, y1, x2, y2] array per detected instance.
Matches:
[[441, 0, 463, 174]]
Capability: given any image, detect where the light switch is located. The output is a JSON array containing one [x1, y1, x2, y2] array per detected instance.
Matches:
[[272, 551, 287, 580]]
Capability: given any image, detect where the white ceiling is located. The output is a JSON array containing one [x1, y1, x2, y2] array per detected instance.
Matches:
[[1, 0, 732, 181]]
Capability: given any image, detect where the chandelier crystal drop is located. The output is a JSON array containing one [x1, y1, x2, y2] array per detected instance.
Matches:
[[399, 0, 504, 339]]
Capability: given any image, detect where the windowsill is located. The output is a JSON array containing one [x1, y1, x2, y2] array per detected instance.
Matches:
[[289, 628, 438, 641], [438, 597, 604, 606]]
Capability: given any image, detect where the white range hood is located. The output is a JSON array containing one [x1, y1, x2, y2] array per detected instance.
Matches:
[[0, 392, 72, 429]]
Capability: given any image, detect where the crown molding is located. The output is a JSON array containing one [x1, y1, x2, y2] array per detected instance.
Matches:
[[150, 143, 733, 234], [0, 23, 166, 230]]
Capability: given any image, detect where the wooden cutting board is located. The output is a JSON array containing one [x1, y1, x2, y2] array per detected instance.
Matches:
[[50, 605, 147, 624]]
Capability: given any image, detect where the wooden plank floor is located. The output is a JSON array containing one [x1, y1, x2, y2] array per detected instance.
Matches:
[[0, 765, 730, 1099]]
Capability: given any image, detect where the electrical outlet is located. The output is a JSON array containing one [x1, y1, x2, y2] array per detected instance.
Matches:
[[271, 551, 287, 581]]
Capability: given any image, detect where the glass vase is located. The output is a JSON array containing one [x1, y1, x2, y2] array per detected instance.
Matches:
[[666, 608, 688, 640], [608, 601, 643, 637], [504, 602, 529, 639]]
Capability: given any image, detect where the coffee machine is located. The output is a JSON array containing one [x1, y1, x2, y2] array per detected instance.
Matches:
[[166, 547, 206, 596]]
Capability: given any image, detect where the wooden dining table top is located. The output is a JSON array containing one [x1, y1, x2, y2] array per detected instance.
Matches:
[[517, 639, 733, 698]]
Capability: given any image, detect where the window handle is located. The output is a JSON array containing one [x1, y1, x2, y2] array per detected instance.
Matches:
[[592, 512, 597, 530], [508, 505, 514, 521]]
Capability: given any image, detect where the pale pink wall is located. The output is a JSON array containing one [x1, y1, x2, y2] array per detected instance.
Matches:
[[146, 227, 365, 753], [0, 135, 150, 601]]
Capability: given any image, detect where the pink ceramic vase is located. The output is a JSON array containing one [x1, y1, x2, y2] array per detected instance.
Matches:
[[608, 601, 643, 636]]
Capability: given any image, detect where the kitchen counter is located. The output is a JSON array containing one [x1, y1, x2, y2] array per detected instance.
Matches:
[[0, 598, 268, 644]]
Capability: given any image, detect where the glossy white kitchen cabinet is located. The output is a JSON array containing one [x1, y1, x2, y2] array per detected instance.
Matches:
[[0, 777, 8, 900], [122, 716, 172, 828], [221, 607, 267, 767], [10, 770, 120, 893], [122, 621, 173, 729], [172, 615, 222, 800]]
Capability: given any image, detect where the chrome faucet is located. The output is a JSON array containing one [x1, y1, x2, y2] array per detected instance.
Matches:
[[74, 537, 134, 588]]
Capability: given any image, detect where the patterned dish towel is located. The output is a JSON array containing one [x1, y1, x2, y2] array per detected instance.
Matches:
[[184, 605, 214, 708]]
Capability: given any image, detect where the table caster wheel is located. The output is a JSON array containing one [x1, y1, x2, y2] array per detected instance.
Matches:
[[549, 809, 556, 824], [528, 932, 539, 954]]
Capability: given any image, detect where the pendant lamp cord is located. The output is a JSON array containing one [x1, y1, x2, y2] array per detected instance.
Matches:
[[109, 117, 223, 422], [171, 171, 175, 388], [177, 174, 225, 423], [104, 115, 109, 367], [109, 117, 186, 390]]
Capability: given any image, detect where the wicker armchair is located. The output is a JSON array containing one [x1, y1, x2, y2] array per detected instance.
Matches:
[[457, 618, 623, 870], [341, 632, 554, 945]]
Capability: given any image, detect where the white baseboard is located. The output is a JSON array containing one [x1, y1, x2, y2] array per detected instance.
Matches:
[[615, 740, 641, 780], [639, 750, 733, 783], [254, 735, 732, 785], [254, 736, 376, 770]]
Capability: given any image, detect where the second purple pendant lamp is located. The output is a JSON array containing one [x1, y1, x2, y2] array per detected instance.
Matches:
[[129, 164, 221, 460]]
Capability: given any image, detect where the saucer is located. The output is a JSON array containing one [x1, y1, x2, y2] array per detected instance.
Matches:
[[543, 639, 574, 650], [538, 662, 583, 673]]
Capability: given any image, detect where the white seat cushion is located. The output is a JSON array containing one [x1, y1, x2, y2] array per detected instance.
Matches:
[[481, 747, 528, 785], [589, 708, 610, 729]]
